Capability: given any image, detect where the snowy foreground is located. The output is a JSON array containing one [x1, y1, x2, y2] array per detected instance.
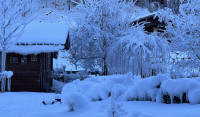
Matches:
[[0, 92, 199, 117], [1, 74, 200, 117]]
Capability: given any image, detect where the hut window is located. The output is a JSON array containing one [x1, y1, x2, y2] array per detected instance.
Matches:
[[10, 56, 18, 63], [31, 55, 37, 61], [21, 56, 27, 64]]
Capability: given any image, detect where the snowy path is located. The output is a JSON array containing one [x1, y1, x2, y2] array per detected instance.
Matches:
[[0, 92, 199, 117]]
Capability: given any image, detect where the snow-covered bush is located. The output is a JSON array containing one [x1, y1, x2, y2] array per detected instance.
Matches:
[[61, 74, 200, 108], [52, 66, 89, 83], [62, 93, 89, 111], [76, 70, 89, 80], [51, 66, 67, 81], [124, 74, 170, 102], [61, 73, 134, 107], [51, 79, 66, 93], [188, 88, 200, 104], [160, 78, 200, 103]]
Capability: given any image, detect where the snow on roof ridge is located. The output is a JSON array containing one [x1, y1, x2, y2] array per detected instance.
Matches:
[[4, 21, 69, 55]]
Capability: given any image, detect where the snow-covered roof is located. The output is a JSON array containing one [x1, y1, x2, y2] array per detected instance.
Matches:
[[2, 21, 69, 55], [6, 45, 64, 55], [12, 21, 68, 44], [132, 12, 157, 24]]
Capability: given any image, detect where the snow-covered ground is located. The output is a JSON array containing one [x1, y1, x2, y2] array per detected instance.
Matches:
[[0, 92, 199, 117], [1, 74, 200, 117]]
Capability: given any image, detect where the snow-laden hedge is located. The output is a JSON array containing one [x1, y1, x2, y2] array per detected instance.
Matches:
[[61, 73, 200, 111], [161, 78, 200, 104], [124, 74, 169, 102]]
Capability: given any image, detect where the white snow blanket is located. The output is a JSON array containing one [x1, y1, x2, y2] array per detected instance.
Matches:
[[0, 92, 200, 117], [62, 73, 200, 111]]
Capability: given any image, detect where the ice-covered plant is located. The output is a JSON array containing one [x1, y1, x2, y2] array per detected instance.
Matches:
[[107, 24, 169, 77], [155, 0, 200, 78], [67, 0, 151, 75]]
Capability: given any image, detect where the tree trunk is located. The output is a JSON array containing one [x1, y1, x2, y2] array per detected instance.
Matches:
[[102, 35, 108, 76], [103, 55, 108, 76], [67, 0, 71, 10], [1, 47, 6, 72], [1, 47, 7, 92]]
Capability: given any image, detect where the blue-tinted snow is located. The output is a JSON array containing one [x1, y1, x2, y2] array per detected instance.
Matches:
[[12, 21, 68, 44]]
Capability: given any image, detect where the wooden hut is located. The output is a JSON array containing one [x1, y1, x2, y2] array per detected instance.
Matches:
[[0, 21, 69, 92], [132, 12, 166, 33]]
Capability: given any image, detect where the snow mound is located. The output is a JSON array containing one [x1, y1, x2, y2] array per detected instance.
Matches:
[[62, 73, 200, 106], [188, 88, 200, 104], [124, 74, 170, 101], [62, 93, 89, 111], [61, 73, 134, 110], [161, 78, 200, 103]]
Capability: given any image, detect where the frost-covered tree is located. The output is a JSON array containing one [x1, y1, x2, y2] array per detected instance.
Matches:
[[0, 0, 37, 92], [107, 25, 169, 77], [68, 0, 153, 75], [156, 0, 200, 77]]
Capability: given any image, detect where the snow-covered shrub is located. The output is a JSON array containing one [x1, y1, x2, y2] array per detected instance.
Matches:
[[160, 78, 200, 103], [51, 79, 66, 93], [108, 102, 127, 117], [76, 70, 89, 80], [51, 66, 67, 81], [188, 88, 200, 104], [61, 73, 134, 104], [64, 73, 80, 83], [62, 74, 200, 106], [124, 74, 170, 102], [111, 84, 126, 101], [62, 93, 89, 111], [52, 66, 89, 83]]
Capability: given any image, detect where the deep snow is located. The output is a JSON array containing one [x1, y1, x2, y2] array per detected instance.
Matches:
[[0, 92, 199, 117], [61, 74, 200, 105]]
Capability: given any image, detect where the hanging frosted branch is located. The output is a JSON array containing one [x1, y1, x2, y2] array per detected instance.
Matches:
[[107, 25, 169, 77]]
